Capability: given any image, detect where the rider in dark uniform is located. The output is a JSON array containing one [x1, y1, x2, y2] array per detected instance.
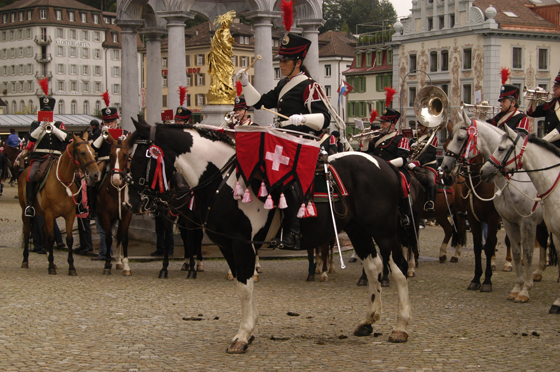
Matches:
[[24, 96, 68, 217], [237, 33, 331, 249], [488, 84, 530, 135], [174, 106, 192, 124], [408, 122, 438, 212], [526, 70, 560, 146]]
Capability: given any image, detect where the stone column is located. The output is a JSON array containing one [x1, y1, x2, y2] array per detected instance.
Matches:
[[158, 11, 192, 111], [117, 19, 143, 132], [247, 11, 279, 125], [141, 28, 166, 125], [300, 20, 323, 85]]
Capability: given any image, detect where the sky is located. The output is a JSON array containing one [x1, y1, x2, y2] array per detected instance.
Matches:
[[392, 0, 413, 18]]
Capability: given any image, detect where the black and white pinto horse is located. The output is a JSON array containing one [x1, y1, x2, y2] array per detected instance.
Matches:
[[480, 126, 560, 313], [126, 118, 412, 353]]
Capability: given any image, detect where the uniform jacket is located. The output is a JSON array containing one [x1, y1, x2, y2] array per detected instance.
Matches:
[[409, 134, 438, 170], [527, 98, 560, 147], [28, 121, 68, 160], [252, 73, 331, 134], [366, 131, 410, 166], [487, 110, 530, 135], [92, 127, 128, 160]]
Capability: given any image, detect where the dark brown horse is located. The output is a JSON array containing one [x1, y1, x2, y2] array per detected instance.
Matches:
[[95, 134, 133, 275], [1, 142, 23, 185], [18, 133, 100, 274]]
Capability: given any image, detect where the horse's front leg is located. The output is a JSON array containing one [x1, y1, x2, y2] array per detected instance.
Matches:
[[503, 235, 513, 272], [355, 253, 383, 336], [64, 215, 77, 276], [306, 248, 316, 281], [44, 213, 57, 275], [515, 224, 535, 303], [227, 245, 258, 354], [119, 213, 132, 276], [503, 220, 524, 301], [99, 216, 113, 275], [468, 218, 483, 290], [533, 224, 549, 282], [481, 219, 499, 292], [21, 216, 32, 268]]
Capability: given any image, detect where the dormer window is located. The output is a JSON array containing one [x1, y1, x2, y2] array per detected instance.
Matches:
[[68, 11, 75, 22]]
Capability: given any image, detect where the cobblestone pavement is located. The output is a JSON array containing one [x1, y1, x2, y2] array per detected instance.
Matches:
[[1, 185, 560, 371]]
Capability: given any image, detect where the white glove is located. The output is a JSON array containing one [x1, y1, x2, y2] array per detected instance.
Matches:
[[408, 162, 417, 170], [288, 114, 306, 126], [236, 69, 249, 86]]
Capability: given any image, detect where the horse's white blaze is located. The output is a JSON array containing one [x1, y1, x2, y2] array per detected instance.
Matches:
[[233, 278, 258, 343], [111, 148, 122, 186], [329, 151, 380, 169]]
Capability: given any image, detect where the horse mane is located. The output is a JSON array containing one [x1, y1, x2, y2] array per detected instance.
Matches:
[[527, 133, 560, 159], [452, 118, 504, 137]]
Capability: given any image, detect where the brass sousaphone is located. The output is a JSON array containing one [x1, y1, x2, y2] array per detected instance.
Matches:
[[411, 85, 449, 160]]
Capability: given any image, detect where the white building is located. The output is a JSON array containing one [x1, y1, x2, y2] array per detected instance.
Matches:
[[0, 0, 122, 117]]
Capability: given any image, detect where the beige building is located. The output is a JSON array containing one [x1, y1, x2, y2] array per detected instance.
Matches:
[[392, 0, 560, 136]]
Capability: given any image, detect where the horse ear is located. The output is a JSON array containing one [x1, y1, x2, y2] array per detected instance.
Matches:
[[82, 130, 89, 141], [462, 109, 472, 127]]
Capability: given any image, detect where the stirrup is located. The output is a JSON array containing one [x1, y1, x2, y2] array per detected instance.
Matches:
[[424, 200, 435, 212], [24, 206, 35, 217], [400, 215, 410, 227]]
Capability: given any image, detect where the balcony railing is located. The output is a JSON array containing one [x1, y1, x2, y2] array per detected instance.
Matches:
[[356, 30, 395, 46], [34, 53, 52, 63], [34, 36, 52, 46]]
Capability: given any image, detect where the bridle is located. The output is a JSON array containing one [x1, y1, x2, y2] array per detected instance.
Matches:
[[486, 132, 527, 179], [444, 120, 481, 167]]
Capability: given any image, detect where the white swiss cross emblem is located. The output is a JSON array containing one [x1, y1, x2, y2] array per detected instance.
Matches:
[[265, 145, 290, 171]]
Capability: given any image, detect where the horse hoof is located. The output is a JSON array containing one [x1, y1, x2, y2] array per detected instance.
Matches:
[[48, 268, 57, 275], [388, 331, 409, 343], [181, 263, 189, 271], [103, 269, 112, 275], [320, 275, 328, 282], [353, 323, 373, 337], [306, 275, 315, 282], [158, 271, 168, 279], [226, 273, 234, 281], [467, 282, 481, 290], [123, 270, 132, 276], [450, 257, 458, 263], [68, 269, 77, 276], [21, 262, 28, 268], [491, 265, 497, 271], [226, 339, 249, 354], [255, 266, 262, 274], [357, 278, 368, 286], [439, 255, 447, 263], [349, 257, 358, 263], [116, 263, 124, 270], [197, 264, 205, 272], [480, 284, 492, 292], [328, 268, 336, 274], [407, 271, 416, 278], [502, 265, 513, 272], [187, 271, 197, 279], [514, 295, 529, 303], [549, 305, 560, 314], [533, 274, 543, 282], [381, 279, 390, 288], [507, 292, 519, 301]]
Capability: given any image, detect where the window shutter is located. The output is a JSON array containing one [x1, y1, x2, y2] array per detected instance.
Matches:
[[361, 77, 366, 93], [186, 55, 190, 67], [202, 54, 205, 65], [202, 73, 205, 85]]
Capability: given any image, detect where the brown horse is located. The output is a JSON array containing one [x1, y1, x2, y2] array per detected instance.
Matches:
[[18, 133, 100, 275], [1, 142, 23, 185], [95, 134, 133, 276]]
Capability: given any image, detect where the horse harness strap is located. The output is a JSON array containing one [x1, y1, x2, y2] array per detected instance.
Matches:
[[202, 155, 238, 229]]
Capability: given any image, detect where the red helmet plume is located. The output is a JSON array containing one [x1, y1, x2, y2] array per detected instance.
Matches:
[[500, 68, 511, 85], [280, 0, 294, 32], [384, 87, 397, 107], [236, 80, 243, 97], [370, 109, 379, 123], [178, 86, 187, 106], [38, 77, 49, 95], [101, 90, 110, 107]]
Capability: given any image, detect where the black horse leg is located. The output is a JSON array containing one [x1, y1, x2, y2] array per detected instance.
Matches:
[[158, 217, 173, 279], [306, 248, 316, 281], [481, 220, 499, 292], [381, 252, 390, 287], [468, 219, 483, 290], [21, 216, 32, 268]]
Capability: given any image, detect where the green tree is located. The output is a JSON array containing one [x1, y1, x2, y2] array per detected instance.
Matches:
[[320, 0, 397, 34]]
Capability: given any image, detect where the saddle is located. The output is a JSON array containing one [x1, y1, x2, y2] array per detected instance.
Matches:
[[34, 155, 57, 183], [312, 164, 348, 203]]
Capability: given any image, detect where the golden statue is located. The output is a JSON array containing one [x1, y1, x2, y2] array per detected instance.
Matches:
[[207, 10, 236, 105]]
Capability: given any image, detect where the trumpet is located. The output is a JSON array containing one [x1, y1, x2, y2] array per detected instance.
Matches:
[[524, 86, 551, 104], [460, 101, 499, 120], [45, 123, 53, 133], [348, 129, 381, 141], [102, 127, 109, 139], [221, 111, 238, 128]]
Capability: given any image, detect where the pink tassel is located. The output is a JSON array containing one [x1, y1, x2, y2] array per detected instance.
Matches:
[[307, 201, 317, 217], [264, 195, 274, 209], [297, 203, 307, 218], [278, 193, 288, 209], [234, 181, 243, 200], [242, 188, 252, 203], [258, 181, 268, 197]]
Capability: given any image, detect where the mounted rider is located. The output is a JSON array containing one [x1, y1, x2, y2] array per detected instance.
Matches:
[[24, 78, 69, 217], [408, 122, 438, 212], [488, 68, 530, 135], [236, 30, 330, 249], [175, 86, 192, 124], [526, 69, 560, 146]]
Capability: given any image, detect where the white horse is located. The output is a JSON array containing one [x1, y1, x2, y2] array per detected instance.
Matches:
[[480, 125, 560, 313], [442, 111, 546, 303]]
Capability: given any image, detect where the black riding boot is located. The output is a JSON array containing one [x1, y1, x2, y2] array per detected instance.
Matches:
[[424, 184, 436, 212], [279, 187, 301, 250], [24, 182, 36, 217], [399, 197, 411, 227]]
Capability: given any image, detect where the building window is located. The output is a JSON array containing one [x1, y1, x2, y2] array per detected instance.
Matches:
[[26, 28, 31, 38], [70, 65, 76, 74], [93, 14, 99, 24], [162, 57, 167, 68], [163, 76, 168, 87], [70, 81, 77, 91], [57, 64, 64, 74], [462, 83, 472, 104], [82, 65, 89, 75], [410, 54, 417, 73], [512, 47, 523, 69], [428, 17, 433, 31], [82, 30, 88, 40], [103, 17, 109, 24], [83, 100, 89, 114], [56, 28, 63, 38], [408, 87, 417, 107], [93, 49, 100, 59], [93, 32, 100, 42], [463, 48, 472, 70], [2, 14, 6, 23], [186, 74, 192, 86], [187, 94, 191, 107], [112, 66, 119, 77], [441, 50, 449, 71], [241, 57, 247, 67], [58, 100, 64, 114], [274, 67, 280, 79], [450, 14, 455, 28], [196, 54, 204, 66], [69, 47, 76, 58], [56, 46, 63, 56], [95, 100, 101, 112], [81, 48, 88, 58], [196, 94, 205, 106], [71, 100, 77, 114], [68, 11, 75, 22], [113, 84, 120, 94], [94, 65, 101, 75], [94, 82, 101, 92], [439, 15, 445, 29], [27, 10, 31, 20], [26, 64, 32, 74], [69, 29, 76, 39], [56, 10, 62, 20], [83, 81, 89, 92], [355, 52, 362, 68], [365, 52, 372, 67], [377, 50, 383, 66], [112, 33, 118, 43], [325, 64, 331, 77], [430, 51, 438, 72], [112, 50, 119, 60], [39, 9, 47, 19], [196, 73, 205, 86], [57, 80, 64, 91], [325, 85, 331, 98], [387, 49, 393, 65], [81, 13, 87, 23]]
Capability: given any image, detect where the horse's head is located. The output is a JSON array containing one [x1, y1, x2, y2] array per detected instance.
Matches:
[[441, 109, 474, 175], [71, 133, 100, 183], [480, 125, 522, 182], [108, 133, 130, 188]]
